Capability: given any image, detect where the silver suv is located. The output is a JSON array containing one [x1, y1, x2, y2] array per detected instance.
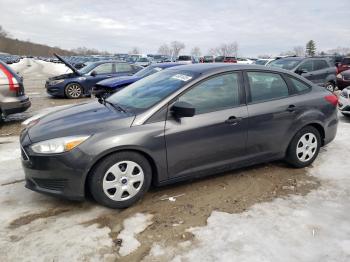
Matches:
[[0, 60, 30, 120]]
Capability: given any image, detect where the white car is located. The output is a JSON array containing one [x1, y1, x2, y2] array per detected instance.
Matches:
[[338, 87, 350, 117], [236, 58, 254, 64], [135, 57, 152, 67]]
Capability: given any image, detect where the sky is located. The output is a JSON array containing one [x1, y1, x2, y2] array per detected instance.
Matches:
[[0, 0, 349, 57]]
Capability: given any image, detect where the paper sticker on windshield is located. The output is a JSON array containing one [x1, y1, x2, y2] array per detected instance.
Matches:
[[171, 74, 192, 82]]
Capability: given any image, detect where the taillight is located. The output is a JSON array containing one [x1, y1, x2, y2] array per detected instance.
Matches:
[[324, 94, 338, 106], [0, 63, 19, 93]]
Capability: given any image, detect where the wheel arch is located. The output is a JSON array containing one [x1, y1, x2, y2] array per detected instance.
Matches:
[[64, 81, 84, 97], [84, 147, 160, 197]]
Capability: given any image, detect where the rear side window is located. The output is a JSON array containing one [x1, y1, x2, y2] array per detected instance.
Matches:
[[298, 60, 313, 72], [178, 73, 240, 114], [116, 63, 132, 72], [93, 63, 113, 74], [313, 60, 329, 70], [247, 72, 289, 103], [288, 77, 310, 93]]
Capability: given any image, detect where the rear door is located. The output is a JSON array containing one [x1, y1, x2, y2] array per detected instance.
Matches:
[[312, 59, 330, 85], [244, 71, 296, 160], [165, 72, 248, 178]]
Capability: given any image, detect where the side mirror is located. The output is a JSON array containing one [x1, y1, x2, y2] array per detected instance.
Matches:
[[90, 70, 97, 77], [296, 68, 308, 75], [171, 101, 195, 118]]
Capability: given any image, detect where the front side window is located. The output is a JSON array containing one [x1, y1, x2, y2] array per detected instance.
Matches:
[[178, 73, 240, 114], [93, 63, 113, 74], [247, 72, 289, 103]]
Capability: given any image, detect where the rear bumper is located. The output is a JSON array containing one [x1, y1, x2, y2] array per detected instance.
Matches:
[[1, 95, 31, 116]]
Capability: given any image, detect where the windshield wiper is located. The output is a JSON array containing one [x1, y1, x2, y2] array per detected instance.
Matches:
[[98, 97, 127, 113]]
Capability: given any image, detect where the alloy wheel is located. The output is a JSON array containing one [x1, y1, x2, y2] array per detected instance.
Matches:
[[67, 84, 82, 98]]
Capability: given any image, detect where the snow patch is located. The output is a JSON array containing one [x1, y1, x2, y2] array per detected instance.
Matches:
[[147, 121, 350, 262], [118, 213, 154, 256]]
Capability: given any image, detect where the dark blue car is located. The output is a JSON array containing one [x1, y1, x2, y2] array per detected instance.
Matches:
[[92, 62, 185, 98], [46, 54, 142, 99]]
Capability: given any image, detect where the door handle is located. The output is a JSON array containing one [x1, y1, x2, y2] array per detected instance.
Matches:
[[225, 116, 242, 125], [286, 105, 296, 112]]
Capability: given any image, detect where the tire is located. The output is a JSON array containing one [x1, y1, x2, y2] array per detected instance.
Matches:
[[325, 82, 335, 92], [285, 126, 321, 168], [88, 151, 152, 209], [65, 83, 83, 99]]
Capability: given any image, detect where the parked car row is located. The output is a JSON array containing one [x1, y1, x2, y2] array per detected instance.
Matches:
[[0, 54, 21, 64]]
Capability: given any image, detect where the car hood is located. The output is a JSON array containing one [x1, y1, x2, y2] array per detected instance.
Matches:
[[96, 75, 142, 89], [48, 72, 77, 80], [54, 53, 81, 76], [28, 101, 135, 143]]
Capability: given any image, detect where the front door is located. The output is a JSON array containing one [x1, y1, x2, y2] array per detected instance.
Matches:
[[165, 72, 248, 178]]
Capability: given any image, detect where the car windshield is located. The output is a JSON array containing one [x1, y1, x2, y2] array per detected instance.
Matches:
[[269, 59, 301, 70], [107, 69, 198, 113], [134, 66, 164, 78], [78, 63, 98, 74]]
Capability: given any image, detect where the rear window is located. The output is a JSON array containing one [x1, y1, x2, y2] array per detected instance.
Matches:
[[288, 77, 310, 93]]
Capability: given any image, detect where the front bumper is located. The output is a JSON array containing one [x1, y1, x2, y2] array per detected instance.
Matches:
[[45, 82, 65, 97], [21, 135, 89, 201]]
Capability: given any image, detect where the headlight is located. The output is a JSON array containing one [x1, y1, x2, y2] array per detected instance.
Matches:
[[49, 79, 65, 85], [31, 135, 90, 154]]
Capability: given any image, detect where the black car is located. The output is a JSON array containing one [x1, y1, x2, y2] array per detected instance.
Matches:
[[21, 64, 338, 208], [269, 57, 337, 92]]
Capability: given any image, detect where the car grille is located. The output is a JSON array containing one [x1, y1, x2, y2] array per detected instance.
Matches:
[[33, 178, 67, 191]]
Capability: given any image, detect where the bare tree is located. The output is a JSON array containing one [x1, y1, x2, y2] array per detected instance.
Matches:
[[209, 42, 238, 57], [191, 46, 201, 57], [170, 41, 185, 58], [327, 46, 350, 55], [129, 47, 141, 54], [0, 25, 8, 37], [293, 46, 305, 56], [158, 44, 171, 56]]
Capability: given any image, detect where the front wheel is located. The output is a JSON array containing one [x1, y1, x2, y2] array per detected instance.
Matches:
[[88, 152, 152, 209], [65, 83, 83, 99], [285, 126, 321, 168]]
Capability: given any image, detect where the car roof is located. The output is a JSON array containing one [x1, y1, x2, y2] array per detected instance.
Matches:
[[151, 62, 186, 68], [166, 63, 295, 75]]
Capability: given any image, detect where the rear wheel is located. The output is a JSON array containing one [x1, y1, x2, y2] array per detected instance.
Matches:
[[285, 126, 321, 168], [325, 82, 335, 92], [88, 151, 152, 209], [65, 83, 83, 99]]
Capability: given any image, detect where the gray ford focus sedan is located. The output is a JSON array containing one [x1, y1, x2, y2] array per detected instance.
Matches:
[[20, 64, 338, 208]]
